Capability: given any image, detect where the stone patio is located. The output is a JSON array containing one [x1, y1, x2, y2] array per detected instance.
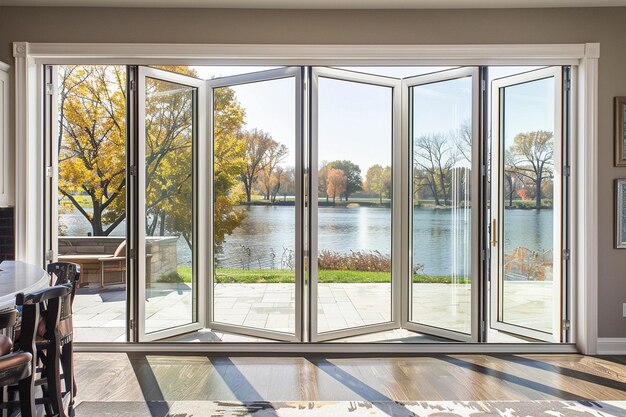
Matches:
[[73, 282, 554, 343]]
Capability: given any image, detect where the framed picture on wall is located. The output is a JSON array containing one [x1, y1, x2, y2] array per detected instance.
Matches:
[[616, 179, 626, 248], [615, 97, 626, 166]]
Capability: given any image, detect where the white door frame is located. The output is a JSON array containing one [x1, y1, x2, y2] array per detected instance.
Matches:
[[12, 42, 599, 354], [309, 66, 402, 342], [489, 66, 564, 343], [205, 66, 304, 342], [136, 66, 207, 341], [401, 66, 481, 343]]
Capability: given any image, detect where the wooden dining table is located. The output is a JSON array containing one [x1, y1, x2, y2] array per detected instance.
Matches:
[[0, 261, 49, 310]]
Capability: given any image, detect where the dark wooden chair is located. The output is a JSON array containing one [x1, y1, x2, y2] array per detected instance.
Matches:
[[0, 308, 35, 417], [17, 285, 74, 417], [46, 262, 80, 415]]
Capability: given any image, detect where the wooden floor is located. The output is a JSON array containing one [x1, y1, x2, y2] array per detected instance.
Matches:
[[74, 353, 626, 404]]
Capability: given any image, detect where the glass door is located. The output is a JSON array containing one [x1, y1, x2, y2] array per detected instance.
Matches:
[[490, 67, 564, 342], [402, 68, 480, 342], [207, 68, 303, 342], [137, 67, 207, 341], [310, 67, 401, 342]]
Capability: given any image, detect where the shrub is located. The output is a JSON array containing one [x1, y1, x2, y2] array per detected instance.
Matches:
[[317, 250, 390, 272], [157, 272, 184, 283]]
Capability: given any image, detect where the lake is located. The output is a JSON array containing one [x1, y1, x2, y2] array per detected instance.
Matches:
[[60, 205, 553, 276]]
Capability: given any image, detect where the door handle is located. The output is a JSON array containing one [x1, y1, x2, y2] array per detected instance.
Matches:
[[491, 218, 498, 247]]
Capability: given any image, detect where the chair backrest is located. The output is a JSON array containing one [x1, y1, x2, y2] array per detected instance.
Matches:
[[47, 262, 80, 286], [113, 240, 126, 257], [47, 262, 80, 303], [16, 285, 73, 352], [0, 309, 17, 346], [0, 309, 17, 332]]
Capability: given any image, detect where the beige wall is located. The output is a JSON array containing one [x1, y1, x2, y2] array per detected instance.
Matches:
[[0, 6, 623, 338]]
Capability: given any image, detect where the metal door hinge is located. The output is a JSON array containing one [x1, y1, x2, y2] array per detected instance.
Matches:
[[563, 249, 571, 261], [563, 166, 571, 177], [130, 80, 136, 92], [129, 248, 137, 260], [563, 319, 571, 330], [130, 319, 135, 330], [45, 83, 53, 96], [129, 166, 137, 176], [46, 166, 53, 178], [481, 79, 486, 92], [45, 250, 54, 261]]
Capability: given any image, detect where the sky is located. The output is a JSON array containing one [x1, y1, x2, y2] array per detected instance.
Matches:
[[191, 65, 554, 178]]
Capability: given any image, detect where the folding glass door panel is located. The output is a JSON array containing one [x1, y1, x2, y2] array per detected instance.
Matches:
[[137, 67, 207, 341], [490, 67, 564, 342], [310, 67, 401, 342], [207, 68, 303, 342], [403, 68, 480, 342]]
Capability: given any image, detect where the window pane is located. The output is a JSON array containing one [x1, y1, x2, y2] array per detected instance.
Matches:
[[410, 76, 473, 335], [213, 77, 297, 335], [144, 77, 196, 334], [57, 65, 127, 342], [501, 77, 555, 334], [316, 76, 393, 333]]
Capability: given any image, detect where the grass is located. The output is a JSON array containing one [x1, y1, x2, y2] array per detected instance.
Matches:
[[172, 267, 467, 284]]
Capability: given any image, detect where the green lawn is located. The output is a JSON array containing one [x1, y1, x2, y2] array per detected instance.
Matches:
[[171, 267, 466, 284]]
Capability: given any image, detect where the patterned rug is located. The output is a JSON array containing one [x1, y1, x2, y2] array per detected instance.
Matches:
[[74, 400, 626, 416]]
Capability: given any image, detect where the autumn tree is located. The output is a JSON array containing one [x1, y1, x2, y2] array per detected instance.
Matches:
[[318, 162, 330, 201], [327, 160, 362, 201], [413, 133, 458, 206], [365, 164, 392, 204], [58, 65, 127, 236], [258, 141, 289, 200], [239, 129, 275, 202], [58, 65, 247, 249], [212, 85, 247, 248], [326, 168, 347, 204], [508, 130, 554, 209], [277, 167, 296, 202]]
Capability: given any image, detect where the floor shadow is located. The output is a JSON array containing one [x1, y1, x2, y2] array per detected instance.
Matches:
[[306, 357, 415, 415], [127, 353, 172, 417], [207, 357, 279, 417], [437, 355, 584, 400], [499, 354, 626, 393]]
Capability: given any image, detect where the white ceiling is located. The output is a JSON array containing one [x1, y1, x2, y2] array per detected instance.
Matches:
[[1, 0, 626, 8]]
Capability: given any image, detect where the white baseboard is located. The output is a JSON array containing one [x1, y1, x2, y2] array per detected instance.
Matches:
[[597, 338, 626, 355]]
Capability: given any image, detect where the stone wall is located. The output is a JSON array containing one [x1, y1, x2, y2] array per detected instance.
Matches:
[[58, 236, 178, 285]]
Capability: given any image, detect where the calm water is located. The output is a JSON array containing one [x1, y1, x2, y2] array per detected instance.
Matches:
[[60, 205, 553, 276]]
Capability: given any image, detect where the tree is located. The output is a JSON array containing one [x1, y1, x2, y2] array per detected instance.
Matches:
[[509, 130, 554, 209], [327, 160, 362, 201], [318, 162, 330, 201], [326, 168, 347, 204], [365, 164, 392, 204], [278, 167, 296, 201], [58, 65, 247, 249], [211, 84, 247, 249], [456, 120, 472, 164], [58, 66, 127, 236], [258, 142, 288, 200], [413, 133, 458, 206], [239, 128, 274, 203]]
